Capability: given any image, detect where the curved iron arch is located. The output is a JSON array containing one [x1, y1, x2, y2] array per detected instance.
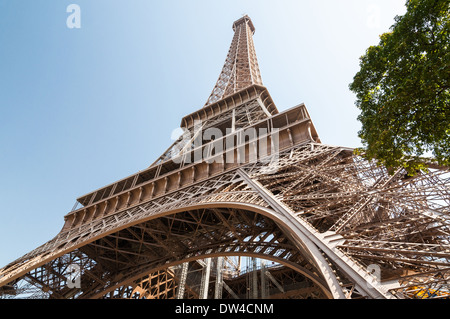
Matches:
[[1, 200, 344, 299], [71, 203, 343, 299]]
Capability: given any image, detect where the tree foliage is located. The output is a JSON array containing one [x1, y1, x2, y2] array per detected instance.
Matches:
[[349, 0, 449, 174]]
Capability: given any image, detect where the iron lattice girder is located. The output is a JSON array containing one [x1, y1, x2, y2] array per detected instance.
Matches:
[[339, 240, 450, 265], [74, 203, 331, 299], [1, 142, 450, 299], [35, 207, 326, 299], [205, 15, 263, 106], [155, 98, 272, 165], [0, 163, 330, 298], [246, 145, 450, 298], [1, 14, 450, 300], [109, 261, 328, 300], [69, 100, 316, 222]]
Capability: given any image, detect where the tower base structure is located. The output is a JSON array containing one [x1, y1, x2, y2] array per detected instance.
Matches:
[[0, 16, 449, 300]]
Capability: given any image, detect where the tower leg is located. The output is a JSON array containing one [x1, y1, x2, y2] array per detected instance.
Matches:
[[200, 258, 212, 299], [214, 257, 224, 299], [261, 260, 267, 299], [176, 262, 189, 299]]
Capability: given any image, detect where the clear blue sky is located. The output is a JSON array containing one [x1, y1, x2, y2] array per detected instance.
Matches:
[[0, 0, 407, 268]]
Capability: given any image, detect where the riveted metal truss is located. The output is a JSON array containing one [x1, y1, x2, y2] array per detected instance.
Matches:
[[2, 142, 448, 299], [205, 15, 263, 107], [1, 15, 449, 300], [246, 143, 450, 299]]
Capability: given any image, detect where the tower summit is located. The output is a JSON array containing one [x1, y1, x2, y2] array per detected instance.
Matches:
[[205, 15, 263, 106]]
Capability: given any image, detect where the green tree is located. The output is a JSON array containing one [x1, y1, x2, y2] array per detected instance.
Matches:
[[349, 0, 449, 174]]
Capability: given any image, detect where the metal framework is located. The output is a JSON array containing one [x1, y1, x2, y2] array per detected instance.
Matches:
[[0, 15, 449, 300], [204, 15, 263, 107]]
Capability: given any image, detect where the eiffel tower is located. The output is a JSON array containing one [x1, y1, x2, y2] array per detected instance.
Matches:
[[1, 15, 449, 300]]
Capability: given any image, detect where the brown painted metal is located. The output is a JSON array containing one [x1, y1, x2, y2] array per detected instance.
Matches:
[[0, 15, 449, 300]]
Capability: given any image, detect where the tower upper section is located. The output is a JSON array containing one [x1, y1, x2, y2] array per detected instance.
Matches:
[[204, 15, 263, 107]]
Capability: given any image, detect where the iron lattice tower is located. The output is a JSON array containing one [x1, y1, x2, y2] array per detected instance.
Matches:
[[1, 16, 449, 300]]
